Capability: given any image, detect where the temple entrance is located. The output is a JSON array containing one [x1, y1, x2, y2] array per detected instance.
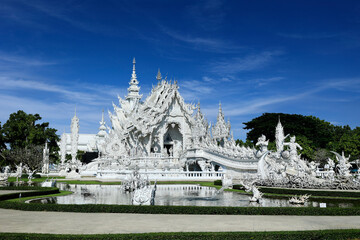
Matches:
[[163, 123, 183, 157]]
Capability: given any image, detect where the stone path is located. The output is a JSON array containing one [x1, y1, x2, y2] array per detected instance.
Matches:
[[0, 208, 359, 234]]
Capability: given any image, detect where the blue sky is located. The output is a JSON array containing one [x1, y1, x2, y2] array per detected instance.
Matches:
[[0, 0, 359, 140]]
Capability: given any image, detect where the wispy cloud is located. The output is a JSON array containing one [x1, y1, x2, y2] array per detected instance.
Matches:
[[1, 0, 114, 34], [0, 93, 107, 133], [210, 51, 284, 74], [201, 77, 360, 118], [160, 26, 242, 53], [278, 32, 340, 40], [0, 52, 56, 66], [178, 79, 215, 101], [0, 77, 126, 106], [251, 77, 285, 87]]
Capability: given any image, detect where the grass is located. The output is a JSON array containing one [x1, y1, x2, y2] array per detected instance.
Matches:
[[1, 229, 360, 239], [57, 180, 122, 185], [7, 190, 73, 203], [7, 177, 65, 183]]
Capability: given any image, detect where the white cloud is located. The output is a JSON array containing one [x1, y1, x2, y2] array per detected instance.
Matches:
[[0, 53, 56, 66], [210, 51, 284, 74]]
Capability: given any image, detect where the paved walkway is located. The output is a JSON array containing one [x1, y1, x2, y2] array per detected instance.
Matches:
[[0, 208, 359, 234]]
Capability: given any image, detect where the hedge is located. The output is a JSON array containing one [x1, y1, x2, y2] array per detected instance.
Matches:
[[0, 187, 59, 201], [214, 180, 360, 198], [214, 180, 222, 186], [259, 187, 360, 198], [0, 201, 360, 215], [1, 229, 360, 240]]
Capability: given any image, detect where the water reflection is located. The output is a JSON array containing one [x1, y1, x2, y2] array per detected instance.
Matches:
[[29, 183, 358, 208]]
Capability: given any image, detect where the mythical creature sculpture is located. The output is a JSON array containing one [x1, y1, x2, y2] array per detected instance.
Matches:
[[289, 194, 311, 204], [331, 151, 352, 177], [283, 136, 303, 165], [241, 181, 263, 202], [255, 135, 269, 158]]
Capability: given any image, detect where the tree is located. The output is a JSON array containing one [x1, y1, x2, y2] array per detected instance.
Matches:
[[2, 110, 59, 164], [313, 148, 331, 167], [295, 135, 314, 161], [243, 113, 360, 162], [0, 122, 6, 165], [243, 113, 334, 149], [3, 144, 43, 171]]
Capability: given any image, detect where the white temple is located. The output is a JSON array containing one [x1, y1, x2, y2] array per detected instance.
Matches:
[[57, 59, 359, 186], [58, 59, 259, 180]]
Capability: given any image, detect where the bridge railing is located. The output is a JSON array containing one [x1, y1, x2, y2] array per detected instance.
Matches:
[[96, 170, 224, 180]]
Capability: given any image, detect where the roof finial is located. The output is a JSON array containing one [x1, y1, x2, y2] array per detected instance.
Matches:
[[131, 57, 137, 82], [101, 109, 104, 123], [219, 101, 222, 113], [156, 68, 162, 81], [74, 106, 77, 116]]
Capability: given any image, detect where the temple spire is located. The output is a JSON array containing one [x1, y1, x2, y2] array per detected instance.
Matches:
[[126, 58, 142, 102], [156, 68, 162, 81], [131, 57, 137, 82], [97, 109, 107, 137]]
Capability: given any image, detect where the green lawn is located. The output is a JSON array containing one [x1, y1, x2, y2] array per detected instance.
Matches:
[[7, 190, 73, 203]]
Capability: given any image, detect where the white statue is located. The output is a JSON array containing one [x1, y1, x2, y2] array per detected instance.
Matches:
[[15, 163, 23, 183], [242, 181, 263, 202], [42, 142, 50, 174], [331, 151, 352, 177], [289, 194, 310, 204], [27, 168, 37, 184], [284, 136, 303, 164]]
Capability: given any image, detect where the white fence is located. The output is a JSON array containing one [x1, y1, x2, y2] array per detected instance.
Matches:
[[96, 170, 224, 181]]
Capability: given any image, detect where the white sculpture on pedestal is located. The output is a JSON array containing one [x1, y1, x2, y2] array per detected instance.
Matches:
[[241, 181, 263, 202], [42, 142, 50, 174], [67, 109, 81, 178]]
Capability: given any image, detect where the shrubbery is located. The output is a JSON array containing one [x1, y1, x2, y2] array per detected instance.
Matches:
[[259, 187, 360, 198], [0, 187, 59, 201], [214, 180, 222, 186], [0, 201, 359, 216], [1, 230, 360, 240]]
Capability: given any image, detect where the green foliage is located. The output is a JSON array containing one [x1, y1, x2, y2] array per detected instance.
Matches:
[[214, 180, 222, 186], [0, 187, 59, 201], [259, 187, 360, 198], [0, 122, 5, 151], [313, 148, 332, 166], [243, 113, 360, 161], [3, 144, 43, 170], [1, 110, 59, 163], [1, 230, 360, 240], [235, 139, 254, 148], [1, 201, 360, 216], [295, 135, 314, 161]]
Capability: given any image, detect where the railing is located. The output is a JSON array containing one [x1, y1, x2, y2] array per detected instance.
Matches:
[[96, 170, 224, 180]]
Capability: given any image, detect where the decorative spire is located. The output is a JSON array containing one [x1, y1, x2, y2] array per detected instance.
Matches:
[[131, 57, 137, 83], [101, 109, 105, 123], [156, 68, 162, 81], [126, 58, 142, 101], [97, 109, 107, 137], [217, 101, 223, 120]]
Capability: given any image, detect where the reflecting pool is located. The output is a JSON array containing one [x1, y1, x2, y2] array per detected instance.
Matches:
[[28, 183, 360, 208]]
